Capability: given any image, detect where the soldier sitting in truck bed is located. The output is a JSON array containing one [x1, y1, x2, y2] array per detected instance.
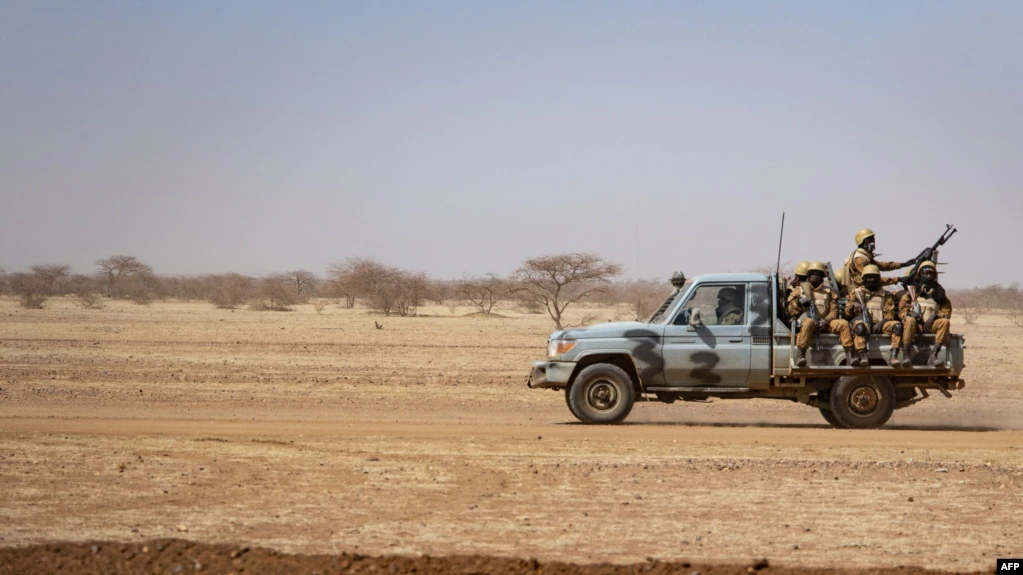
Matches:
[[786, 261, 854, 367], [845, 265, 910, 367], [899, 261, 953, 368]]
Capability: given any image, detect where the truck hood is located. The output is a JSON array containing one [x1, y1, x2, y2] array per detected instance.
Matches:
[[552, 321, 658, 341]]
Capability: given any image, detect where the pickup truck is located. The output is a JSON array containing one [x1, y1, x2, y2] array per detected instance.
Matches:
[[526, 271, 965, 429]]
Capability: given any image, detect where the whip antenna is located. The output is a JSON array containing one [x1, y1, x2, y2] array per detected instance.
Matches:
[[775, 212, 785, 279]]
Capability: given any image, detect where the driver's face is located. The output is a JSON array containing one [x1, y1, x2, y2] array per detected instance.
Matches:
[[808, 271, 824, 288]]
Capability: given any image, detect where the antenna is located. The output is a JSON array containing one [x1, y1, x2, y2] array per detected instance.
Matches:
[[775, 212, 785, 279]]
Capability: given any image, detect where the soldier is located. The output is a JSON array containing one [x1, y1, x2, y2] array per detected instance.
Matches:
[[715, 287, 744, 325], [786, 261, 854, 367], [844, 228, 916, 292], [844, 265, 910, 367], [898, 261, 952, 367]]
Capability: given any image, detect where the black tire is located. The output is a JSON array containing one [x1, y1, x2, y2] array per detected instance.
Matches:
[[828, 376, 895, 429], [564, 387, 581, 420], [567, 363, 636, 424], [817, 390, 846, 428]]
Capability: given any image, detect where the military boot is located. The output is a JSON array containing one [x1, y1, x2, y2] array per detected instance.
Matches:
[[851, 350, 868, 367], [928, 345, 944, 367], [901, 346, 915, 367], [795, 348, 807, 367], [843, 348, 855, 367], [888, 348, 902, 367]]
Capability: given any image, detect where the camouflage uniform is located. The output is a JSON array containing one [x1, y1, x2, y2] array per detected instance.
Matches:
[[844, 248, 903, 290], [898, 284, 952, 347], [844, 286, 903, 351], [716, 287, 743, 325], [786, 282, 853, 348]]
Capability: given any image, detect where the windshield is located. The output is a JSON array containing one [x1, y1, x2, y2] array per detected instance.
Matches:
[[648, 283, 693, 324]]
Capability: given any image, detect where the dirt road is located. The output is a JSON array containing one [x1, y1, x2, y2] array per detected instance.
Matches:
[[1, 299, 1021, 572]]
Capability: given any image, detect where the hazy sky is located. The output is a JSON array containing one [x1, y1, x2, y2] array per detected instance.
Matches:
[[1, 1, 1020, 288]]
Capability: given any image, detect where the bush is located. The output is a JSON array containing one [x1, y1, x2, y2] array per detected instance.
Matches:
[[208, 274, 253, 310]]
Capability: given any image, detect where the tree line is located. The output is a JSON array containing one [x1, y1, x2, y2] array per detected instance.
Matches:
[[0, 253, 674, 329]]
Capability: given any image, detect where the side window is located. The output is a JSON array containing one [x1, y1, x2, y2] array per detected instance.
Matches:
[[674, 284, 746, 326]]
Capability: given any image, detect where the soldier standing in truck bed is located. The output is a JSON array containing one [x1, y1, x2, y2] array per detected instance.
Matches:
[[844, 265, 910, 367], [786, 262, 854, 367], [844, 228, 916, 292], [899, 261, 953, 367]]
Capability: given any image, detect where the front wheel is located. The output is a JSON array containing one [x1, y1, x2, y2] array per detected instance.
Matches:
[[568, 364, 636, 424], [828, 376, 895, 429]]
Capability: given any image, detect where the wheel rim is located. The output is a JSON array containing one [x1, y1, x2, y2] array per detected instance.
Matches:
[[848, 383, 880, 415], [587, 380, 619, 411]]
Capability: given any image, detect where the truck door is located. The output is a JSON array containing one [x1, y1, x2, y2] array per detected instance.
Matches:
[[661, 282, 753, 387]]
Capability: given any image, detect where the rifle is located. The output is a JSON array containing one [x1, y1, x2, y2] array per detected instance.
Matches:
[[801, 284, 822, 350], [907, 285, 923, 321], [854, 289, 872, 351], [903, 224, 957, 286]]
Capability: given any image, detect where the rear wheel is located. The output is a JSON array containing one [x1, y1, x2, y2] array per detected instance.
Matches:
[[817, 390, 846, 428], [567, 363, 635, 424], [829, 376, 895, 429]]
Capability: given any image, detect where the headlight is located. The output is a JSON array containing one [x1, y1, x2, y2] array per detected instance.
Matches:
[[548, 339, 577, 359]]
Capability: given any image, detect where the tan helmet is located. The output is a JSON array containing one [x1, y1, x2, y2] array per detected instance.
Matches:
[[855, 228, 876, 246], [861, 264, 881, 278], [794, 261, 810, 277], [834, 267, 846, 285], [918, 260, 936, 272], [808, 261, 828, 275]]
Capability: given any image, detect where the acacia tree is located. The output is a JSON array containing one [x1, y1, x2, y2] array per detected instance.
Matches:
[[95, 255, 153, 298], [208, 273, 253, 310], [457, 274, 506, 315], [285, 270, 318, 302], [252, 274, 296, 311], [514, 253, 622, 330]]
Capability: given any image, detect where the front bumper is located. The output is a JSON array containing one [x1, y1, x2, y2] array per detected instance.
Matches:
[[526, 360, 576, 389]]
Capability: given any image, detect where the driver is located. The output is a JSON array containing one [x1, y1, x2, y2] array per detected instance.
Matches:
[[716, 287, 744, 325]]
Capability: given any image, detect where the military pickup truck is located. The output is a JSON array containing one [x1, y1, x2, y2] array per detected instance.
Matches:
[[526, 271, 965, 429]]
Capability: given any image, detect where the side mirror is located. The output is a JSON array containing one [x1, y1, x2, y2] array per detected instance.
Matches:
[[687, 308, 703, 331]]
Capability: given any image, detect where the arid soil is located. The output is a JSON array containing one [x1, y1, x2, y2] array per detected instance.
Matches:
[[1, 298, 1021, 574]]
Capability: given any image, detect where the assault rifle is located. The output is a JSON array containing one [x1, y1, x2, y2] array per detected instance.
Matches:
[[902, 224, 957, 287], [854, 289, 872, 351], [907, 285, 923, 321], [801, 284, 822, 350]]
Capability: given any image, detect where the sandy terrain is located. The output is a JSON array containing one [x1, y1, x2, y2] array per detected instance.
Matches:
[[1, 298, 1021, 573]]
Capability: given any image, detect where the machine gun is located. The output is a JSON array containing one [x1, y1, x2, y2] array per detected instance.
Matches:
[[903, 224, 957, 286]]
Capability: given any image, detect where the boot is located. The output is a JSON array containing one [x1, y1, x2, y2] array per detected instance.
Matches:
[[888, 348, 902, 367], [928, 345, 944, 367], [901, 346, 915, 367], [795, 348, 807, 367], [843, 347, 855, 367], [851, 349, 868, 367]]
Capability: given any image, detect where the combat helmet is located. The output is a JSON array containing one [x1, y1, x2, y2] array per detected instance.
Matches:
[[855, 228, 876, 247], [861, 264, 881, 277], [794, 261, 810, 278], [808, 261, 828, 275], [917, 260, 937, 272]]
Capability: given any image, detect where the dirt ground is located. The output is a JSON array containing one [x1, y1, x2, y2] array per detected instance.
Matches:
[[1, 298, 1021, 574]]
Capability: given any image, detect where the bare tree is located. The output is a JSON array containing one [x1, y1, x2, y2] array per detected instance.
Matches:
[[328, 257, 401, 315], [394, 271, 429, 317], [513, 253, 622, 330], [251, 274, 296, 311], [29, 264, 71, 296], [457, 274, 506, 315], [326, 260, 363, 309], [95, 255, 153, 298], [208, 273, 253, 310], [285, 270, 318, 302], [8, 273, 49, 308], [67, 274, 104, 309]]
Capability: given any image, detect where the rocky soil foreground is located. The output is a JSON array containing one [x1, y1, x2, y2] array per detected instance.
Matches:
[[0, 540, 985, 575]]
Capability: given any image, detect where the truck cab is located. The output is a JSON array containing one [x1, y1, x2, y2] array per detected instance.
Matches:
[[527, 271, 965, 429]]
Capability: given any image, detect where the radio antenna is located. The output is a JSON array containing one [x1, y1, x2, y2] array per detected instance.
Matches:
[[775, 212, 786, 279]]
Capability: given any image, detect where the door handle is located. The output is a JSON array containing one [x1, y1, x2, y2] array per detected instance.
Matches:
[[728, 338, 743, 343]]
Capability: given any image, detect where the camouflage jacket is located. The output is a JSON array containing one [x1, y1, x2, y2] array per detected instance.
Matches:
[[844, 286, 896, 324], [898, 286, 953, 322], [785, 283, 839, 322], [715, 303, 743, 325], [846, 248, 902, 289]]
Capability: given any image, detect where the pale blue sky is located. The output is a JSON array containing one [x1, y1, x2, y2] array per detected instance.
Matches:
[[1, 1, 1020, 288]]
